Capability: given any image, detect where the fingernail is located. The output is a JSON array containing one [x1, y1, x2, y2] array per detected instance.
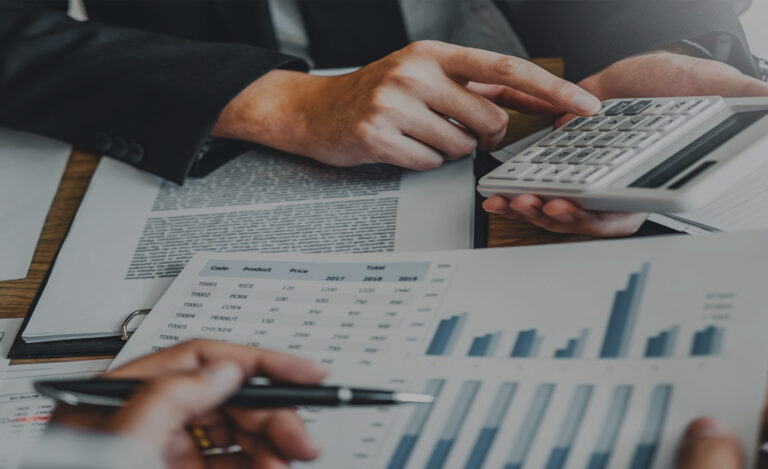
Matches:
[[686, 419, 734, 440], [204, 362, 243, 387], [550, 213, 575, 224], [573, 93, 601, 114]]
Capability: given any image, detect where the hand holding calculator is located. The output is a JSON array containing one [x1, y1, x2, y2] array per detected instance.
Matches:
[[478, 97, 768, 213]]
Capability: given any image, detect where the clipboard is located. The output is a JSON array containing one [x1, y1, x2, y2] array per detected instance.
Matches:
[[8, 155, 492, 359], [7, 215, 153, 359]]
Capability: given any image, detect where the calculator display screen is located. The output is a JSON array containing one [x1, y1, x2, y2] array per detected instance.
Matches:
[[629, 110, 768, 189]]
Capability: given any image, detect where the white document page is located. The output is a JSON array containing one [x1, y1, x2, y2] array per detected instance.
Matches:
[[0, 129, 70, 281], [646, 127, 768, 233], [0, 359, 110, 469], [115, 231, 768, 469], [650, 140, 768, 233], [0, 319, 23, 377], [23, 150, 474, 342]]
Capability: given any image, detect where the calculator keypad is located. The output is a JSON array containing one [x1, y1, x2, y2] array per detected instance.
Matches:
[[485, 96, 724, 188]]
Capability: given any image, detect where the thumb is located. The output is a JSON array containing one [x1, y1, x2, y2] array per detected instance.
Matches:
[[741, 77, 768, 97], [107, 361, 243, 442], [676, 418, 743, 469]]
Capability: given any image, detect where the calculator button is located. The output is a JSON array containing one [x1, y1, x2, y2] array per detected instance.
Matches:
[[604, 100, 635, 116], [610, 149, 636, 165], [557, 132, 585, 147], [538, 132, 567, 147], [576, 132, 601, 147], [634, 132, 660, 149], [563, 117, 588, 130], [598, 100, 618, 115], [615, 132, 645, 148], [594, 132, 623, 148], [548, 148, 579, 163], [665, 115, 687, 130], [510, 147, 546, 163], [567, 149, 598, 164], [487, 163, 537, 180], [622, 100, 653, 115], [588, 149, 621, 164], [560, 166, 593, 183], [486, 163, 533, 179], [531, 148, 560, 163], [541, 165, 573, 182], [579, 116, 610, 131], [638, 116, 670, 131], [668, 99, 693, 113], [618, 116, 649, 131], [647, 101, 676, 114], [598, 117, 628, 130], [523, 165, 553, 181], [582, 166, 612, 183], [681, 99, 711, 114]]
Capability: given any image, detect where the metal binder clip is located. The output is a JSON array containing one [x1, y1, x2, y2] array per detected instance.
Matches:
[[120, 309, 151, 341]]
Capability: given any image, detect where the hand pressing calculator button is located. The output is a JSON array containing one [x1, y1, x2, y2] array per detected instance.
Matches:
[[479, 96, 768, 212]]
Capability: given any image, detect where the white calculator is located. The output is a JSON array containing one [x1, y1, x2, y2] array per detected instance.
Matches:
[[477, 96, 768, 213]]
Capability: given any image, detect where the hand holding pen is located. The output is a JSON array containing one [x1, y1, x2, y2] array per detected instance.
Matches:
[[48, 340, 335, 466]]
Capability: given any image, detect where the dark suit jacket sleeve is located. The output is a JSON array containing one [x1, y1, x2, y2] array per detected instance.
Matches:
[[0, 1, 306, 184], [498, 0, 757, 82]]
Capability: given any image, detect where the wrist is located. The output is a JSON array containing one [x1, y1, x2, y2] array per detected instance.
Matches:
[[212, 70, 322, 154]]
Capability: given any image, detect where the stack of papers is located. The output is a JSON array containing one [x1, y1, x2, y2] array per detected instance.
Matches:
[[22, 149, 475, 343]]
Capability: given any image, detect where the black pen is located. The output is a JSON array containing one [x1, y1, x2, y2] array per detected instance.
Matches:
[[35, 379, 434, 408]]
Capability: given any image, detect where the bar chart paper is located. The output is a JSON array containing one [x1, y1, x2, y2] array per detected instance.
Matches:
[[114, 230, 768, 469]]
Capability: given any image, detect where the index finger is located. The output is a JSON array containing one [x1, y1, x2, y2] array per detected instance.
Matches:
[[433, 43, 601, 115], [107, 339, 328, 384]]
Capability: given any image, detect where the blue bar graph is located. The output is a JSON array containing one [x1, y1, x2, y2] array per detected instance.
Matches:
[[425, 381, 481, 469], [504, 383, 556, 469], [387, 379, 445, 469], [600, 264, 650, 358], [544, 385, 594, 469], [426, 313, 468, 356], [468, 331, 502, 357], [628, 385, 673, 469], [511, 329, 543, 358], [464, 382, 517, 469], [554, 329, 589, 359], [645, 326, 679, 358], [690, 325, 725, 356], [586, 385, 633, 469]]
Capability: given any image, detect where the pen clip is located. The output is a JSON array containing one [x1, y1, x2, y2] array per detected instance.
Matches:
[[121, 309, 151, 341]]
